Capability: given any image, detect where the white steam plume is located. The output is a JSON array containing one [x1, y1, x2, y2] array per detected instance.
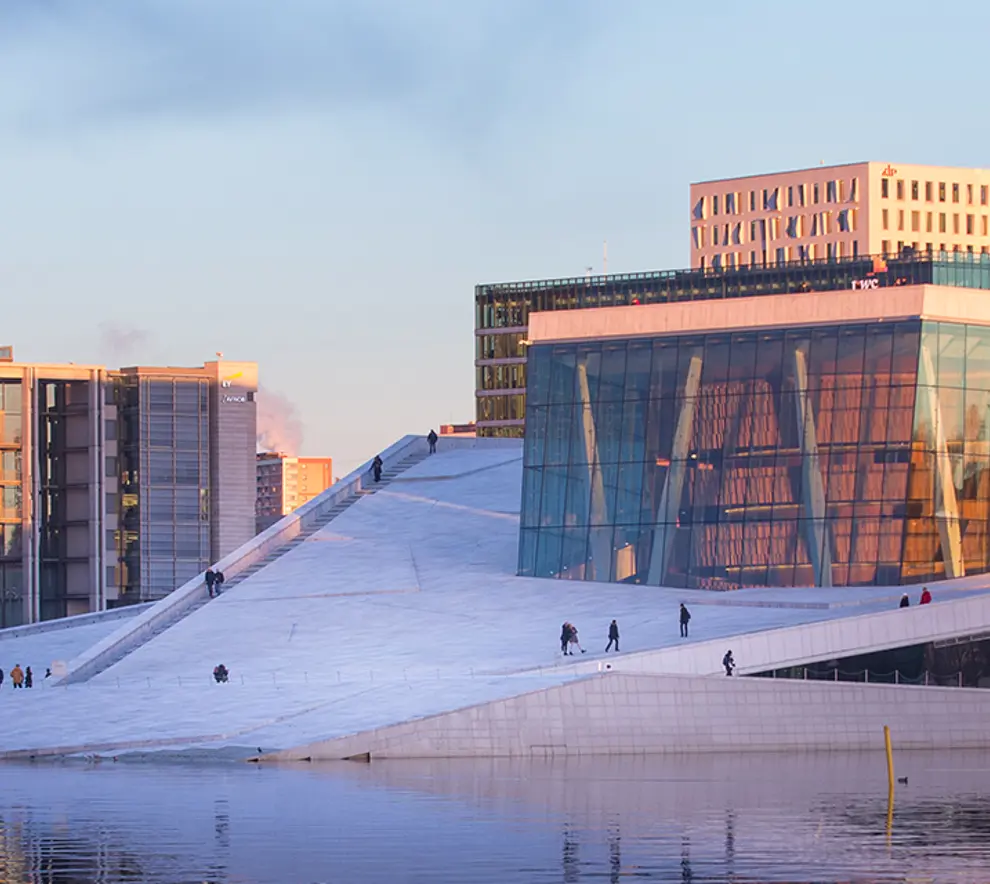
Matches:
[[256, 386, 304, 455]]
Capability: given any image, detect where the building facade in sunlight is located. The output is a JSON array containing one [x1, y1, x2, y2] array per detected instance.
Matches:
[[476, 162, 990, 438], [0, 353, 257, 626], [518, 278, 990, 589], [256, 453, 333, 534]]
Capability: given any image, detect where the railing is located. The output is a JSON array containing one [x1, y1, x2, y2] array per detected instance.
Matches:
[[752, 667, 986, 688], [56, 434, 429, 685]]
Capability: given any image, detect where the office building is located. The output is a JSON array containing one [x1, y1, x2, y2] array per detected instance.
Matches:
[[519, 279, 990, 589], [0, 352, 257, 627], [256, 453, 334, 533], [476, 163, 990, 437], [691, 162, 990, 271]]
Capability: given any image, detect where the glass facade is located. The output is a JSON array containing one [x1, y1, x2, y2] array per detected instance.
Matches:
[[117, 376, 212, 601], [476, 252, 990, 437], [0, 380, 22, 627], [519, 320, 990, 589]]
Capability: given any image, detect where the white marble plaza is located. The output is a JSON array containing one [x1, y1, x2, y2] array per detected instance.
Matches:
[[1, 437, 989, 760]]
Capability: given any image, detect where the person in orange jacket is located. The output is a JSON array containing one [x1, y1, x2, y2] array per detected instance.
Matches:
[[10, 664, 24, 688]]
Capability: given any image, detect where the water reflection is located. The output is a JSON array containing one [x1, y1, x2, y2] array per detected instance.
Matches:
[[0, 751, 988, 882]]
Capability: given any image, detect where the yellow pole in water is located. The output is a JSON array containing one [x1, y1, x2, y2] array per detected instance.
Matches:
[[884, 725, 895, 846], [884, 725, 895, 790]]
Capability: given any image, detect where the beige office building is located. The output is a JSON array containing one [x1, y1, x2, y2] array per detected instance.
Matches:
[[256, 453, 333, 533], [0, 350, 257, 627], [690, 162, 990, 270]]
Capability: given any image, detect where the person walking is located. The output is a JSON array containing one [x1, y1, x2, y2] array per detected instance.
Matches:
[[24, 666, 32, 688], [899, 593, 910, 608], [213, 664, 229, 683], [560, 622, 571, 656], [214, 570, 225, 595], [605, 619, 620, 653], [920, 586, 932, 605], [722, 650, 735, 676], [205, 568, 217, 598], [427, 429, 438, 454], [679, 603, 691, 637], [372, 455, 384, 483], [568, 624, 586, 655], [10, 664, 24, 689]]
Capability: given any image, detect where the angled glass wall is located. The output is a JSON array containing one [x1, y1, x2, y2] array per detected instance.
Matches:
[[520, 319, 990, 589]]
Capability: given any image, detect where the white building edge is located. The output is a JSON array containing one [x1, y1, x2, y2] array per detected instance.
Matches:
[[1, 435, 989, 762]]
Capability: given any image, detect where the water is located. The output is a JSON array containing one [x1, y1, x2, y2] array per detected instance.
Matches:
[[2, 751, 990, 882]]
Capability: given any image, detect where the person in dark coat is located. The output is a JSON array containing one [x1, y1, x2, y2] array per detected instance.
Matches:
[[679, 603, 691, 637], [920, 587, 932, 605], [605, 619, 620, 653], [372, 455, 384, 483], [722, 650, 735, 676], [427, 429, 438, 454], [0, 667, 4, 688], [560, 622, 571, 656], [899, 593, 910, 608], [213, 664, 229, 684], [24, 666, 32, 688], [205, 568, 216, 598], [214, 570, 225, 595]]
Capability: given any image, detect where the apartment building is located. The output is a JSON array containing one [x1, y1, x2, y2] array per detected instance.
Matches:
[[0, 351, 258, 627], [690, 162, 990, 269], [256, 453, 333, 533]]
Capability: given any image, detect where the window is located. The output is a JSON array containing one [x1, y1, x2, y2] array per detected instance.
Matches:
[[882, 208, 889, 230], [911, 180, 919, 200], [749, 250, 757, 266], [926, 212, 933, 233], [852, 239, 859, 257], [968, 184, 974, 205], [911, 211, 920, 232], [967, 214, 974, 235], [713, 226, 719, 245], [787, 185, 794, 207], [826, 180, 837, 202], [750, 221, 757, 240], [881, 178, 889, 198], [925, 242, 933, 253], [925, 181, 933, 201], [850, 178, 859, 201], [982, 185, 988, 206], [897, 210, 904, 231], [712, 194, 720, 215], [953, 214, 960, 234], [983, 216, 988, 236], [726, 192, 736, 214], [749, 191, 756, 211], [798, 184, 807, 206], [105, 456, 117, 477], [896, 180, 904, 200], [813, 183, 820, 204], [939, 213, 947, 233], [939, 182, 946, 202], [105, 418, 117, 441], [953, 183, 960, 203], [881, 239, 891, 255]]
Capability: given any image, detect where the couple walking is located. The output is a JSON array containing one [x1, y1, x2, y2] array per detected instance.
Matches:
[[560, 622, 586, 656]]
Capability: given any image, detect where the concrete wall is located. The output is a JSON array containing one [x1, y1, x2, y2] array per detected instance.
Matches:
[[275, 670, 990, 760]]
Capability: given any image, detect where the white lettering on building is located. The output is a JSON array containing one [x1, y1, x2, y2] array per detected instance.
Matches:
[[222, 395, 247, 403], [851, 278, 879, 290]]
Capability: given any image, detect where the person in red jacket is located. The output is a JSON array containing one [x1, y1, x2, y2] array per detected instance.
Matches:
[[920, 586, 932, 605]]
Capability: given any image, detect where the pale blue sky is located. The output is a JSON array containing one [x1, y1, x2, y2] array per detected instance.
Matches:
[[2, 0, 988, 472]]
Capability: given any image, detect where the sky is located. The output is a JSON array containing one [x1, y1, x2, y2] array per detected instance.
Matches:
[[2, 0, 990, 474]]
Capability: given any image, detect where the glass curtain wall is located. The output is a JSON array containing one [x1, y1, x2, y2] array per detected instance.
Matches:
[[0, 380, 22, 626], [517, 320, 990, 589], [141, 379, 211, 599]]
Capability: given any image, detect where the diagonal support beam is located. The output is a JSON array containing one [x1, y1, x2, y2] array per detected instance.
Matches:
[[792, 347, 833, 587], [576, 360, 611, 580], [648, 353, 703, 585], [919, 344, 964, 579]]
